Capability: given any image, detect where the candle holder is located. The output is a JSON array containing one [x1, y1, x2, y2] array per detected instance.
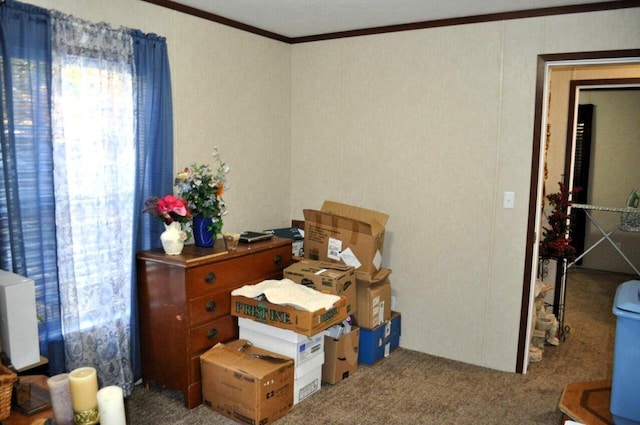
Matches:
[[73, 408, 100, 425], [68, 367, 100, 425]]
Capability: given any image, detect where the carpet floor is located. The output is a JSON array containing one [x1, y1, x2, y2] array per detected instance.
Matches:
[[124, 267, 635, 424]]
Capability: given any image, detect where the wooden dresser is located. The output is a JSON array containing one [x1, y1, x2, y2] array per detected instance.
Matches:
[[136, 237, 293, 408]]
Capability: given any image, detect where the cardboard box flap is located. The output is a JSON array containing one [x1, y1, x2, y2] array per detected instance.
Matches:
[[303, 209, 374, 236], [356, 267, 392, 284], [321, 201, 389, 235], [297, 260, 353, 273], [208, 339, 293, 379]]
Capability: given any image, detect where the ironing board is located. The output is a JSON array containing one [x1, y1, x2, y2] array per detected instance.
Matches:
[[569, 204, 640, 276]]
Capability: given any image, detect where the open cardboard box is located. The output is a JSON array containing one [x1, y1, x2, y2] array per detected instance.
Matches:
[[323, 326, 360, 384], [201, 339, 294, 424], [231, 293, 348, 337], [303, 201, 389, 277]]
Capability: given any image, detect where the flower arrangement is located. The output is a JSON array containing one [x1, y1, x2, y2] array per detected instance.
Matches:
[[142, 194, 192, 241], [174, 147, 230, 235], [539, 182, 581, 261]]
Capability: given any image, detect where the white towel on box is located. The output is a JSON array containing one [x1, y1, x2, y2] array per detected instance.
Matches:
[[231, 278, 340, 312]]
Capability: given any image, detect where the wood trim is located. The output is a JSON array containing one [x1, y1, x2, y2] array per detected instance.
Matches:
[[564, 78, 640, 188], [141, 0, 640, 44], [140, 0, 290, 43], [517, 50, 640, 374]]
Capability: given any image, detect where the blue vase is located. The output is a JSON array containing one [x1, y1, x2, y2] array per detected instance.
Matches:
[[193, 215, 215, 247]]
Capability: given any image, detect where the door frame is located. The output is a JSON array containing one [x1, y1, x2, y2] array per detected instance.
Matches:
[[516, 49, 640, 373]]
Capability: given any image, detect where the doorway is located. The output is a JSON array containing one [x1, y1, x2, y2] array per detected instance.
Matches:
[[517, 49, 640, 374]]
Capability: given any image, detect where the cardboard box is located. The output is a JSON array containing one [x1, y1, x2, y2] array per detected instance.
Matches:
[[284, 260, 357, 315], [322, 326, 360, 384], [231, 293, 348, 337], [264, 227, 304, 257], [201, 339, 294, 424], [353, 268, 392, 329], [238, 318, 324, 404], [358, 311, 402, 365], [303, 201, 389, 277], [238, 317, 324, 366], [293, 353, 323, 403]]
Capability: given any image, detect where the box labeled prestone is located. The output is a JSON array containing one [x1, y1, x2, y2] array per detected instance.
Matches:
[[303, 201, 389, 277], [200, 339, 294, 424], [322, 326, 360, 384], [353, 268, 392, 329], [231, 294, 348, 337], [284, 260, 357, 314], [358, 311, 402, 365]]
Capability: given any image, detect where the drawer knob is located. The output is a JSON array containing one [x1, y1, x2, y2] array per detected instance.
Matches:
[[207, 328, 218, 340], [273, 254, 282, 265], [205, 301, 217, 312], [204, 272, 216, 284]]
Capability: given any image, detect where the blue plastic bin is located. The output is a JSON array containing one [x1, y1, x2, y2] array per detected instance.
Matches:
[[611, 280, 640, 425]]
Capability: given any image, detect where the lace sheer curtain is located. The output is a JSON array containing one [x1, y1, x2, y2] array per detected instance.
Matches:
[[50, 11, 135, 393]]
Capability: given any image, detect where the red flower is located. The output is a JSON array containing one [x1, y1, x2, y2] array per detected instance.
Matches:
[[157, 195, 190, 222], [143, 195, 191, 225]]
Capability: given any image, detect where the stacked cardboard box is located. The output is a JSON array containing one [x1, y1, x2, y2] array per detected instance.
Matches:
[[284, 259, 361, 385], [322, 323, 360, 384], [298, 201, 401, 366], [353, 268, 401, 364], [284, 260, 357, 315], [201, 339, 294, 424], [231, 279, 350, 403], [304, 201, 400, 364], [238, 317, 324, 404], [303, 201, 389, 278]]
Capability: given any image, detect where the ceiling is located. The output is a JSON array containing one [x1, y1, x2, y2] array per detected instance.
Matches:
[[164, 0, 623, 40]]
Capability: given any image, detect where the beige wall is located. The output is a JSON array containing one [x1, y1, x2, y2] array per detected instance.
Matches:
[[26, 0, 640, 372], [290, 11, 640, 372], [579, 89, 640, 271], [29, 0, 294, 233]]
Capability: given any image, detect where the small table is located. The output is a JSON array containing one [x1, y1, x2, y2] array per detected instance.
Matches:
[[569, 204, 640, 275], [558, 379, 613, 425], [3, 375, 53, 425]]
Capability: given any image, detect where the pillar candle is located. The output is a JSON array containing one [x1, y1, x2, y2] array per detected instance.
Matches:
[[97, 386, 127, 425], [47, 373, 74, 425], [68, 367, 99, 413]]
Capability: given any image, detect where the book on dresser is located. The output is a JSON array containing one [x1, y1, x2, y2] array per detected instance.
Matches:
[[136, 236, 293, 408]]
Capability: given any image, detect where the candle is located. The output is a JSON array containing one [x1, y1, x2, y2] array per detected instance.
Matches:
[[97, 386, 127, 425], [47, 373, 74, 425], [68, 367, 99, 413]]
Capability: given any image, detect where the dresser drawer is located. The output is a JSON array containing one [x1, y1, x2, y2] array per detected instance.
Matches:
[[189, 289, 232, 325], [250, 245, 292, 277], [187, 257, 253, 297], [189, 315, 237, 354]]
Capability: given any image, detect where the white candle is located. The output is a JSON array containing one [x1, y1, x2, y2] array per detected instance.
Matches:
[[47, 373, 74, 425], [68, 367, 99, 413], [97, 386, 127, 425]]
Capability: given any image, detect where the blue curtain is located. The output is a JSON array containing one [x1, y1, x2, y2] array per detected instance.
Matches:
[[0, 0, 66, 375], [130, 29, 174, 380], [1, 2, 173, 384]]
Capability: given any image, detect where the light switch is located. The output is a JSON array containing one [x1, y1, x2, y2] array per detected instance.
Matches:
[[503, 191, 515, 209]]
